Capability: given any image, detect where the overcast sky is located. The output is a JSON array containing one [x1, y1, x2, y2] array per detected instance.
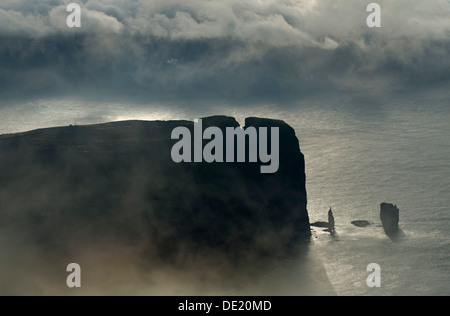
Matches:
[[0, 0, 449, 105]]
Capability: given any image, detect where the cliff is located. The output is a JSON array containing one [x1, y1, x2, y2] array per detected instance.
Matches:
[[0, 116, 309, 260], [380, 203, 399, 233], [380, 202, 401, 241]]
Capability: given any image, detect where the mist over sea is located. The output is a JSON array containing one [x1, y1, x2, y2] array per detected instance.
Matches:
[[0, 89, 448, 296]]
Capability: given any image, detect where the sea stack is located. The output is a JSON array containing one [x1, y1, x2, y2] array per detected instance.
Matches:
[[380, 203, 400, 236]]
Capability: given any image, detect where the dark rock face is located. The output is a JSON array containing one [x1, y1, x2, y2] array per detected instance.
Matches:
[[328, 209, 335, 232], [0, 116, 309, 260], [380, 203, 400, 237]]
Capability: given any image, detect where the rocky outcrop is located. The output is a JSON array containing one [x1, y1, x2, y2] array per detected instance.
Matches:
[[380, 203, 401, 241], [351, 220, 372, 227], [0, 116, 310, 259], [310, 222, 329, 228], [380, 203, 399, 232], [328, 209, 335, 232]]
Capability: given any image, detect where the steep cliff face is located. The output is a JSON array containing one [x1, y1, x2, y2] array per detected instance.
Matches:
[[380, 203, 399, 233], [380, 203, 400, 241], [0, 116, 309, 259]]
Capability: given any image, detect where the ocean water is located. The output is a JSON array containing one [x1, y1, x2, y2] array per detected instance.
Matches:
[[0, 92, 449, 296], [296, 95, 450, 296]]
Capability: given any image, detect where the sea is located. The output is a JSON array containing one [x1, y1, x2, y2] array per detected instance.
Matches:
[[0, 89, 448, 296]]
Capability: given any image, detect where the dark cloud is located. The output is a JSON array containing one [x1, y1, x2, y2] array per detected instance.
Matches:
[[0, 0, 449, 104]]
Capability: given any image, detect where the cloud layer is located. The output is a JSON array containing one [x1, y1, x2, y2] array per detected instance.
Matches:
[[0, 0, 449, 103]]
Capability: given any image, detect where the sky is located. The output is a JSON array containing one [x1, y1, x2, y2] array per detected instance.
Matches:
[[0, 0, 449, 106]]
